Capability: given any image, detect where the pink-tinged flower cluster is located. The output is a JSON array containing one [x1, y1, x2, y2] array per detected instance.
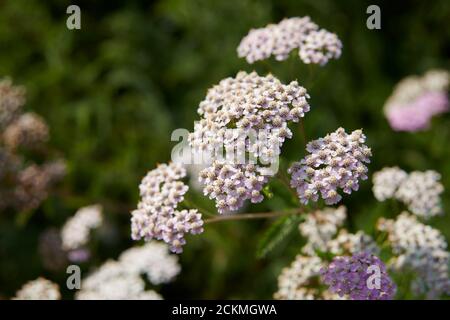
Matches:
[[384, 69, 449, 132], [321, 251, 396, 300], [289, 128, 371, 205], [189, 71, 311, 213], [131, 163, 204, 253], [237, 17, 342, 65]]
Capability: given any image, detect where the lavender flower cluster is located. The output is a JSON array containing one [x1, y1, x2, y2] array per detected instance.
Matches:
[[76, 242, 180, 300], [237, 17, 342, 65], [378, 213, 450, 298], [131, 163, 204, 253], [384, 69, 449, 132], [289, 128, 371, 205], [321, 251, 396, 300], [189, 71, 311, 213], [373, 167, 444, 219]]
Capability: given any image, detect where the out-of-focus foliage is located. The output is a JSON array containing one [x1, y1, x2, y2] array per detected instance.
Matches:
[[0, 0, 449, 299]]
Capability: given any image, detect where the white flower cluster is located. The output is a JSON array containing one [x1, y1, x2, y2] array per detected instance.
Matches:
[[326, 230, 380, 256], [119, 242, 181, 285], [76, 261, 162, 300], [131, 163, 204, 253], [396, 171, 444, 219], [237, 17, 342, 65], [189, 71, 310, 213], [372, 166, 408, 201], [298, 29, 343, 66], [77, 242, 179, 300], [373, 167, 444, 219], [378, 213, 450, 298], [61, 204, 103, 251], [299, 206, 346, 255], [274, 255, 343, 300], [289, 128, 371, 205], [13, 277, 60, 300]]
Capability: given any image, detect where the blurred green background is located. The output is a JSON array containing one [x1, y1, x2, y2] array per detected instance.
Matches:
[[0, 0, 449, 299]]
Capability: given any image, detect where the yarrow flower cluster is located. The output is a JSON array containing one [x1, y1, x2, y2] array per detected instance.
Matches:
[[13, 277, 60, 300], [76, 261, 162, 300], [237, 17, 342, 65], [326, 230, 380, 256], [289, 128, 371, 205], [274, 255, 341, 300], [372, 167, 444, 219], [61, 204, 103, 251], [299, 206, 346, 254], [189, 71, 311, 213], [3, 112, 49, 150], [0, 78, 65, 212], [321, 251, 396, 300], [0, 78, 25, 129], [372, 166, 408, 201], [118, 242, 181, 285], [377, 213, 450, 298], [131, 163, 204, 253], [299, 206, 378, 256], [384, 69, 449, 132], [76, 242, 179, 300]]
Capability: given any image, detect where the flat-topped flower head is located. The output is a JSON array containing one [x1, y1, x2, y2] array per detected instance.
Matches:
[[372, 166, 408, 201], [76, 260, 162, 300], [384, 69, 449, 132], [237, 17, 342, 65], [131, 162, 204, 253], [61, 204, 103, 251], [299, 29, 342, 66], [299, 206, 347, 255], [189, 71, 311, 213], [321, 251, 396, 300], [119, 242, 180, 285], [13, 277, 61, 300], [395, 170, 443, 219], [373, 167, 444, 219], [289, 128, 371, 205]]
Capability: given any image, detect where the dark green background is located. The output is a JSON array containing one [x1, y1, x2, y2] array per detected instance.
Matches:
[[0, 0, 449, 299]]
